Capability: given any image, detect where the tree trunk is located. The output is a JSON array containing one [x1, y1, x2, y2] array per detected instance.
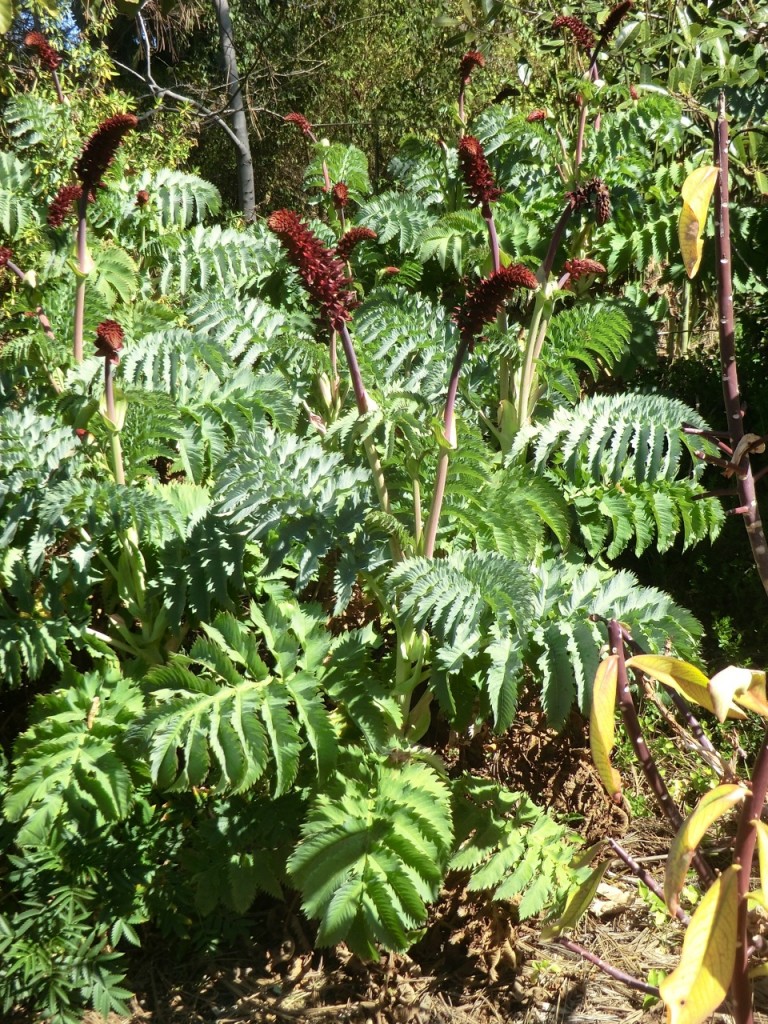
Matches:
[[211, 0, 256, 220]]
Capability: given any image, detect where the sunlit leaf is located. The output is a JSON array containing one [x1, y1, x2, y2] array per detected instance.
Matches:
[[625, 654, 744, 719], [710, 666, 768, 721], [540, 860, 609, 940], [0, 0, 14, 33], [664, 785, 747, 914], [659, 865, 739, 1024], [678, 165, 717, 279], [589, 655, 621, 801]]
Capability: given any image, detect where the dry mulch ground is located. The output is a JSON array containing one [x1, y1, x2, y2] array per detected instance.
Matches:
[[79, 704, 768, 1024]]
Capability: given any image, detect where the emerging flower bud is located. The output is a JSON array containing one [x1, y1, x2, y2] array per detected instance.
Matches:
[[95, 319, 124, 363], [75, 114, 139, 191], [600, 0, 633, 41], [24, 31, 62, 71], [268, 209, 357, 331], [284, 112, 314, 138], [335, 226, 377, 262], [382, 266, 400, 275], [629, 84, 639, 101], [454, 265, 538, 344], [48, 184, 84, 227], [563, 258, 607, 283], [552, 15, 596, 50], [459, 50, 485, 84], [458, 136, 502, 214], [567, 177, 612, 225], [332, 182, 349, 210], [135, 189, 150, 207], [526, 109, 548, 122]]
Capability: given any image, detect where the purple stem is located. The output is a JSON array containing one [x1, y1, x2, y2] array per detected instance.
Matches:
[[714, 93, 768, 596], [555, 937, 660, 997], [73, 191, 89, 364], [607, 839, 690, 925], [609, 621, 714, 885], [539, 204, 574, 282], [423, 338, 471, 559], [730, 728, 768, 1024], [338, 322, 369, 416], [51, 68, 65, 104], [458, 86, 466, 130]]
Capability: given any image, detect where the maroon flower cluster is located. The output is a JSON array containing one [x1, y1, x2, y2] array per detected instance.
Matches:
[[564, 258, 607, 283], [600, 0, 633, 41], [95, 320, 124, 363], [0, 247, 12, 270], [136, 189, 150, 207], [284, 112, 314, 138], [332, 182, 349, 210], [460, 51, 485, 84], [552, 15, 595, 49], [24, 31, 62, 71], [335, 226, 377, 262], [458, 136, 501, 214], [75, 114, 139, 191], [454, 265, 538, 344], [526, 109, 548, 122], [268, 210, 357, 331], [568, 178, 612, 225], [48, 184, 85, 227]]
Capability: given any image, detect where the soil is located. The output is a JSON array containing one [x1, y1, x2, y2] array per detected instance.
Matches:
[[80, 703, 768, 1024]]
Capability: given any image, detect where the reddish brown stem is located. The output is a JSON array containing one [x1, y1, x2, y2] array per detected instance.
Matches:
[[555, 937, 659, 996], [714, 93, 768, 596], [730, 728, 768, 1024], [609, 621, 714, 885], [607, 839, 690, 925]]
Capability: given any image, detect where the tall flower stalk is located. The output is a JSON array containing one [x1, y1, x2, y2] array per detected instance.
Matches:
[[94, 320, 126, 485], [24, 31, 66, 104], [70, 115, 138, 363], [423, 265, 538, 558], [268, 210, 401, 560]]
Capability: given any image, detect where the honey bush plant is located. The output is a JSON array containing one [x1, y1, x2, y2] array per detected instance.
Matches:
[[1, 3, 768, 1021]]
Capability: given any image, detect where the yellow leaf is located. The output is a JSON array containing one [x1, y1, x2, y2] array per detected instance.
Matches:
[[625, 655, 714, 714], [710, 665, 768, 722], [754, 820, 768, 909], [0, 0, 14, 34], [664, 785, 748, 915], [679, 165, 718, 279], [659, 865, 739, 1024], [589, 655, 622, 801], [541, 860, 609, 940]]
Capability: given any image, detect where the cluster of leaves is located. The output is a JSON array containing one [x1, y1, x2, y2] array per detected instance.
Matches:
[[2, 5, 767, 1022]]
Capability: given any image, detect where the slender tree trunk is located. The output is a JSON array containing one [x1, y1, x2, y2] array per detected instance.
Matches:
[[211, 0, 256, 220]]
